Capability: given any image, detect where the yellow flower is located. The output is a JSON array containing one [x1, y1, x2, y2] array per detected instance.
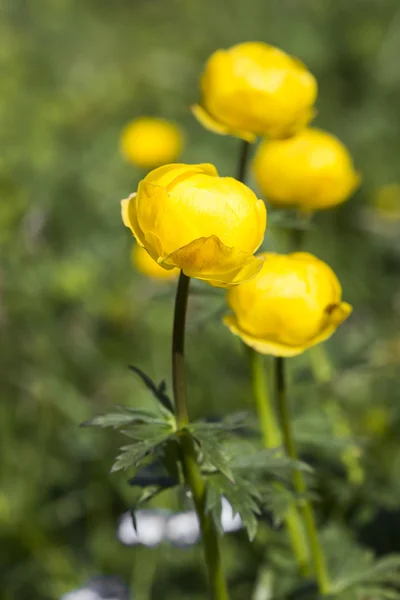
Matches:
[[121, 163, 267, 286], [192, 42, 317, 142], [253, 128, 360, 211], [120, 117, 184, 169], [132, 244, 178, 281], [371, 183, 400, 221], [224, 252, 352, 356]]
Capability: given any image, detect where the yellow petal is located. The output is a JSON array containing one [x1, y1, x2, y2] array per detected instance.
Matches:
[[202, 255, 265, 287], [223, 315, 307, 357], [224, 300, 353, 356], [162, 234, 245, 272], [143, 162, 219, 188], [121, 194, 136, 228], [191, 104, 256, 143]]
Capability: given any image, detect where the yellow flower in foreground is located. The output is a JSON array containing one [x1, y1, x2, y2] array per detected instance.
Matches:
[[192, 42, 317, 142], [120, 117, 184, 169], [371, 183, 400, 221], [122, 163, 267, 286], [132, 244, 178, 281], [253, 128, 360, 211], [224, 252, 352, 356]]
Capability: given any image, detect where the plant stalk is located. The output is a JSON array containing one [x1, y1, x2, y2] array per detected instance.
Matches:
[[248, 347, 310, 575], [275, 357, 331, 595], [236, 140, 251, 183], [172, 271, 230, 600]]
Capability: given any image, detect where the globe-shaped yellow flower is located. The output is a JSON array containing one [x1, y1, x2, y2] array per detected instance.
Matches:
[[120, 118, 184, 169], [121, 163, 267, 286], [192, 42, 317, 142], [132, 244, 179, 281], [224, 252, 352, 356], [253, 128, 360, 211]]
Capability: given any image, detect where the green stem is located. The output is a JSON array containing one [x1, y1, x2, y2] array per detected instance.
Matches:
[[172, 271, 230, 600], [247, 348, 310, 576], [275, 357, 331, 595], [236, 140, 251, 183], [172, 271, 190, 428], [248, 348, 280, 448]]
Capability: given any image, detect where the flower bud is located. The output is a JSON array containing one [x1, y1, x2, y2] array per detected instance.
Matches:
[[253, 128, 360, 211], [224, 252, 352, 356], [122, 163, 267, 286], [192, 42, 317, 141], [120, 117, 184, 169]]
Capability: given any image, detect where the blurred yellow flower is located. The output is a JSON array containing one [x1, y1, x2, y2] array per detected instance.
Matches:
[[224, 252, 352, 356], [132, 244, 178, 281], [120, 117, 184, 169], [371, 183, 400, 221], [121, 163, 267, 286], [253, 128, 360, 211], [192, 42, 317, 142]]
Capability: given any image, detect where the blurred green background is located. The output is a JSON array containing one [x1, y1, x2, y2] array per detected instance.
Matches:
[[2, 1, 400, 598]]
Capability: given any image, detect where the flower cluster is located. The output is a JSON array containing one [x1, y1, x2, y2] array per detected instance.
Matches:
[[122, 40, 356, 353]]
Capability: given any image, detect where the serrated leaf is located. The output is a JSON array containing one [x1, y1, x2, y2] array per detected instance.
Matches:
[[231, 446, 311, 481], [111, 429, 173, 473], [82, 406, 164, 429], [129, 365, 174, 414], [190, 412, 251, 433], [191, 430, 235, 482], [206, 472, 262, 540], [122, 422, 173, 441]]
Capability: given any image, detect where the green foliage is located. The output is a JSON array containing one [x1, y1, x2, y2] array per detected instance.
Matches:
[[3, 0, 400, 598]]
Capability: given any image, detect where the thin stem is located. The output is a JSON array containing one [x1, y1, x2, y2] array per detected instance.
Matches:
[[172, 271, 230, 600], [248, 348, 280, 448], [236, 140, 251, 183], [275, 357, 331, 595], [247, 347, 310, 575], [172, 271, 190, 428]]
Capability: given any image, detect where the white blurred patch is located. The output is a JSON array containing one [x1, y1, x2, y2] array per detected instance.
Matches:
[[61, 591, 99, 600], [165, 510, 200, 547], [117, 510, 168, 547], [117, 498, 243, 549], [220, 497, 243, 533]]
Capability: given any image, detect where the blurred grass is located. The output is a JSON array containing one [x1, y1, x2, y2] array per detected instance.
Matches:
[[2, 0, 400, 598]]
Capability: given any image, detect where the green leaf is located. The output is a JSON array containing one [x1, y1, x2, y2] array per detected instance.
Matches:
[[190, 412, 251, 433], [111, 428, 174, 473], [206, 472, 262, 541], [122, 422, 173, 442], [129, 365, 174, 414], [231, 446, 311, 481], [191, 429, 235, 482], [82, 406, 165, 429]]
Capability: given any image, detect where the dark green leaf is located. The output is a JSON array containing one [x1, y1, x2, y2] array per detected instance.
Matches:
[[129, 365, 174, 414], [111, 429, 174, 473]]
